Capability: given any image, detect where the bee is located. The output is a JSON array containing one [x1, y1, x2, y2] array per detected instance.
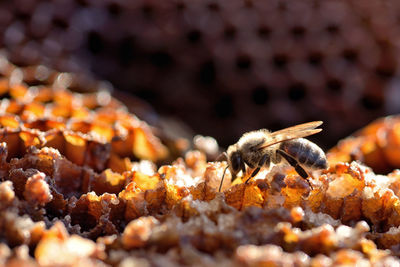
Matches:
[[218, 121, 328, 192]]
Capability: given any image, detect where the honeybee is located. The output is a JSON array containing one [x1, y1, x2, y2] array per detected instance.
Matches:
[[218, 121, 328, 192]]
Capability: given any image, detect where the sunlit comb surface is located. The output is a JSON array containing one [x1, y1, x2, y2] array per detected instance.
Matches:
[[0, 1, 400, 266], [0, 53, 399, 265]]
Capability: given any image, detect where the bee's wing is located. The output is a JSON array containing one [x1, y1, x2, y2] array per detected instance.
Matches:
[[269, 121, 322, 138], [258, 121, 323, 149]]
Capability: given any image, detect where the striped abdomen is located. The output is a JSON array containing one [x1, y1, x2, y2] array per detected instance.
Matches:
[[279, 138, 327, 170]]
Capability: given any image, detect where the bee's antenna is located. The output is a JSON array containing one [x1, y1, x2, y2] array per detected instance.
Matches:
[[216, 152, 228, 161], [219, 165, 229, 192]]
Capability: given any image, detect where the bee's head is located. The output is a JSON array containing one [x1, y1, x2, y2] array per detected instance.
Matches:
[[227, 145, 243, 180], [218, 145, 244, 192]]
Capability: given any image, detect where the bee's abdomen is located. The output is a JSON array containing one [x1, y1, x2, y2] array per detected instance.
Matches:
[[279, 138, 328, 170]]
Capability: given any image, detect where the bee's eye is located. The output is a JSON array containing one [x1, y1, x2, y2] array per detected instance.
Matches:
[[231, 153, 241, 172]]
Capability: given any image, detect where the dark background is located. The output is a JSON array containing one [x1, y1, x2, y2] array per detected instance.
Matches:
[[1, 0, 399, 149]]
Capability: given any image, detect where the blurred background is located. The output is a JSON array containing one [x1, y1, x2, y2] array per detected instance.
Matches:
[[0, 0, 399, 149]]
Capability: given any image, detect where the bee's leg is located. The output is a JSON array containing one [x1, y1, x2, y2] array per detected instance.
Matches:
[[241, 161, 246, 176], [277, 150, 313, 190], [244, 159, 254, 169], [245, 154, 268, 184], [242, 159, 253, 177], [245, 168, 260, 184]]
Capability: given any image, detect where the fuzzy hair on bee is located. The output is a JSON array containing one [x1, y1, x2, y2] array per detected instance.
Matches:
[[218, 121, 328, 192]]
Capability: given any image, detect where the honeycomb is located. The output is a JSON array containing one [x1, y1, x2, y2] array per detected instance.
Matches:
[[1, 53, 400, 265], [1, 0, 400, 148], [328, 115, 400, 174], [1, 1, 400, 265]]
